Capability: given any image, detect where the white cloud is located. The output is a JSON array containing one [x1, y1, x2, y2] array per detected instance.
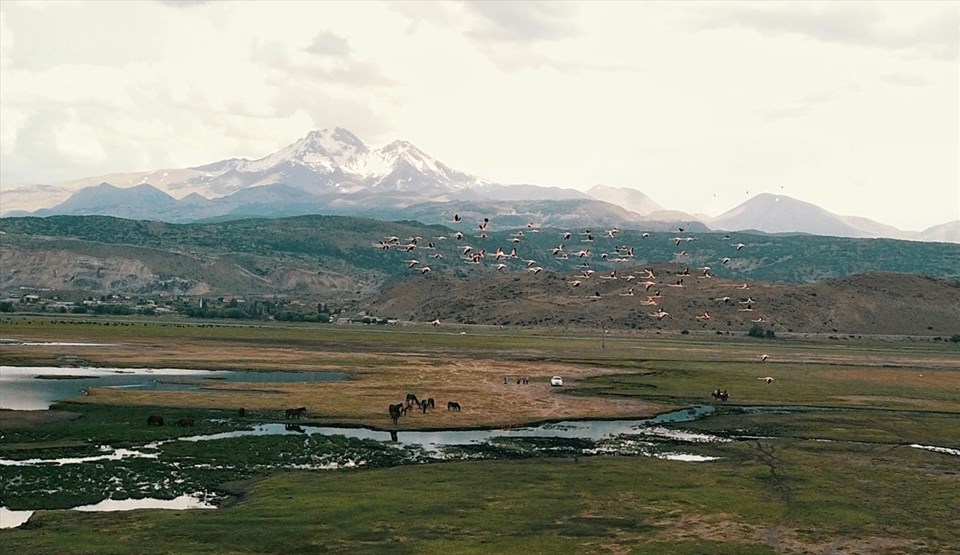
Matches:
[[53, 113, 107, 165]]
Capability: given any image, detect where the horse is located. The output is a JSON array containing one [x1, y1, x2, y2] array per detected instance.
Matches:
[[420, 399, 429, 414], [447, 401, 461, 412], [388, 403, 404, 425], [405, 393, 419, 406], [146, 414, 164, 426], [285, 407, 307, 419], [238, 407, 246, 417], [427, 398, 435, 409], [175, 417, 195, 427]]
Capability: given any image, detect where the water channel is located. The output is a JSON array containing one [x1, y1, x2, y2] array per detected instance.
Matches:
[[0, 365, 347, 410]]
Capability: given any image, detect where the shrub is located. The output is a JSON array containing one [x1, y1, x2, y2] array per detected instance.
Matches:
[[950, 334, 960, 344], [748, 324, 765, 338]]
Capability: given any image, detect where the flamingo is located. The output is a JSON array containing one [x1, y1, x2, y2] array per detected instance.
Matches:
[[721, 257, 731, 264], [759, 354, 770, 362], [619, 288, 635, 296], [737, 282, 750, 290], [433, 253, 444, 259], [715, 296, 731, 303], [454, 231, 464, 240], [758, 376, 774, 384], [420, 266, 431, 274], [700, 266, 713, 278], [650, 308, 670, 319], [431, 318, 442, 326], [495, 263, 508, 271], [641, 268, 656, 279], [696, 311, 711, 320], [569, 280, 582, 287], [452, 214, 461, 223], [527, 266, 543, 274], [407, 260, 419, 268], [639, 281, 656, 291], [734, 243, 746, 251], [641, 232, 650, 238], [562, 231, 572, 240]]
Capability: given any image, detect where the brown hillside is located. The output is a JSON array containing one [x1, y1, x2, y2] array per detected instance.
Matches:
[[366, 266, 960, 337]]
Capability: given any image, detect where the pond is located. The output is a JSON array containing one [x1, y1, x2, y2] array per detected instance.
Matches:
[[0, 366, 348, 410]]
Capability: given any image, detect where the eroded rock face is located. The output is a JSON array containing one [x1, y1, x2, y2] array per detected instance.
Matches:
[[0, 246, 210, 296]]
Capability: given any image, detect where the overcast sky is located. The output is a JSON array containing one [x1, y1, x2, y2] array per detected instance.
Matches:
[[1, 0, 957, 230]]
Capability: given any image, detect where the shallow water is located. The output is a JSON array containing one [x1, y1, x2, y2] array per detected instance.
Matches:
[[0, 494, 215, 529], [0, 365, 347, 410]]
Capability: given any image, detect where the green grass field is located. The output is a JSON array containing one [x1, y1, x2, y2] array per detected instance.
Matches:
[[1, 316, 958, 553]]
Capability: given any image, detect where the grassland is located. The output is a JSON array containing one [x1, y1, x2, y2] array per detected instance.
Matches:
[[1, 315, 958, 553]]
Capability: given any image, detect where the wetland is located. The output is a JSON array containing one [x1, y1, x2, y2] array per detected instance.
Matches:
[[0, 315, 958, 553]]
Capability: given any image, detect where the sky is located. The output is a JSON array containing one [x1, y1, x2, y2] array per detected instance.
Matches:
[[0, 0, 957, 231]]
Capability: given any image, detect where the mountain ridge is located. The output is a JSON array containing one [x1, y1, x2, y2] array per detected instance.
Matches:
[[1, 128, 955, 242]]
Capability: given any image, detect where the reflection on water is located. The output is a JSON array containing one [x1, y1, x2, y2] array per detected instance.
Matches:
[[0, 365, 347, 410], [0, 494, 215, 529], [174, 405, 723, 449]]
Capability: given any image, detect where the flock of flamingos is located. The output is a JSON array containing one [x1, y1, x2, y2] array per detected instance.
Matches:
[[372, 214, 778, 398]]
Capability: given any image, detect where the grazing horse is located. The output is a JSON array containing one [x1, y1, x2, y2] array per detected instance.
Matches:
[[405, 393, 419, 406], [420, 399, 429, 414], [147, 414, 164, 426], [389, 403, 404, 425], [285, 407, 307, 419], [447, 401, 461, 412], [427, 398, 435, 409], [176, 417, 195, 427], [238, 408, 246, 417]]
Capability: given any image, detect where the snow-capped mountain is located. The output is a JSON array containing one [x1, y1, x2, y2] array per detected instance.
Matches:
[[159, 127, 491, 202], [2, 127, 956, 243]]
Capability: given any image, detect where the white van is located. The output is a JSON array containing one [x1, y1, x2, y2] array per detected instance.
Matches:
[[550, 376, 563, 387]]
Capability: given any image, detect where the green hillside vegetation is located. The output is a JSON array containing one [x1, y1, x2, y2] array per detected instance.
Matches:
[[2, 215, 959, 298]]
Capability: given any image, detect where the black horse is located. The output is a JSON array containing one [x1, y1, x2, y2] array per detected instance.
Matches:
[[405, 393, 419, 406], [389, 403, 404, 425], [238, 408, 246, 417], [426, 398, 435, 409], [420, 399, 429, 414], [175, 417, 195, 427], [146, 414, 164, 426], [447, 401, 461, 412], [285, 407, 307, 419]]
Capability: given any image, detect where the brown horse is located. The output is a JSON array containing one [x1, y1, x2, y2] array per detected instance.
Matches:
[[447, 401, 461, 412], [285, 407, 307, 419], [146, 415, 164, 426]]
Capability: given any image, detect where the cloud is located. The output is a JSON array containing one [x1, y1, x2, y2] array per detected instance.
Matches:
[[462, 1, 581, 43], [304, 30, 352, 57], [690, 2, 958, 60], [53, 114, 107, 165]]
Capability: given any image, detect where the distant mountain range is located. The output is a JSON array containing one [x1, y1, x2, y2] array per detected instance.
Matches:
[[1, 128, 957, 243]]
